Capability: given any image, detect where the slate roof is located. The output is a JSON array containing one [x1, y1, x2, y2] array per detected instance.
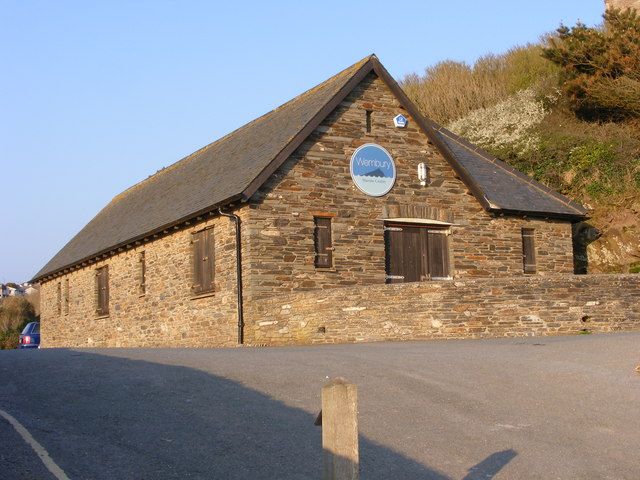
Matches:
[[34, 55, 587, 281], [429, 125, 587, 217]]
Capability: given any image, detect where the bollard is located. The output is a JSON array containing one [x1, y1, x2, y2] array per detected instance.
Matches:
[[320, 377, 359, 480]]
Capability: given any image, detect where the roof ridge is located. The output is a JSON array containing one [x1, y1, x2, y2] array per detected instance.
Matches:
[[431, 124, 587, 215], [111, 55, 374, 204]]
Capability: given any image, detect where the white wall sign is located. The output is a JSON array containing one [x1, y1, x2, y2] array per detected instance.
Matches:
[[350, 143, 396, 197], [393, 114, 408, 128]]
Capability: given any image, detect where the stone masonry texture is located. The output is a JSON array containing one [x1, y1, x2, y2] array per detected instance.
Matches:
[[38, 72, 634, 349], [247, 274, 640, 346], [244, 73, 574, 302], [40, 213, 249, 348]]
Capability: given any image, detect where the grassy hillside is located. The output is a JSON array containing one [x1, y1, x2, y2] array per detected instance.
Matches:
[[403, 9, 640, 273]]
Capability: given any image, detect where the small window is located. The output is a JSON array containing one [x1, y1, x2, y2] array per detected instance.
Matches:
[[522, 228, 537, 274], [64, 278, 69, 315], [95, 266, 109, 316], [192, 228, 215, 295], [365, 110, 372, 133], [138, 251, 146, 295], [314, 216, 333, 268], [56, 282, 62, 315]]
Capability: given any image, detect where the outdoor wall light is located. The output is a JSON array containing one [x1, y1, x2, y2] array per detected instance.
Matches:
[[417, 162, 429, 186]]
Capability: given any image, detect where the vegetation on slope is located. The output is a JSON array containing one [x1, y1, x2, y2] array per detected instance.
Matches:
[[403, 8, 640, 273], [0, 297, 38, 349]]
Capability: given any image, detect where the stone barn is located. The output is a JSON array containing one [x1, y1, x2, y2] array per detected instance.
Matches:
[[34, 55, 640, 348]]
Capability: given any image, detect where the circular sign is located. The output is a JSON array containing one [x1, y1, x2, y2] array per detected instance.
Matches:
[[350, 143, 396, 197]]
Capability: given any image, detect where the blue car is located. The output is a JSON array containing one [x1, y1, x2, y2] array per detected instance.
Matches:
[[18, 322, 40, 349]]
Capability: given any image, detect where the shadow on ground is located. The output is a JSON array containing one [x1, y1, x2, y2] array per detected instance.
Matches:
[[0, 349, 516, 479]]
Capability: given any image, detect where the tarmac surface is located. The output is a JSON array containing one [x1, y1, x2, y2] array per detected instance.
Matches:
[[1, 333, 639, 479]]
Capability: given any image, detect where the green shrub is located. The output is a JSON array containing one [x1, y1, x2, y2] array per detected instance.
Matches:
[[403, 12, 640, 207], [502, 45, 561, 94], [585, 180, 614, 198], [401, 44, 559, 125], [543, 9, 640, 120], [481, 106, 640, 200], [0, 297, 37, 349]]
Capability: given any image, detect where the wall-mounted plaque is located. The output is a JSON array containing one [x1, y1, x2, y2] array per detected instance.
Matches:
[[350, 143, 396, 197]]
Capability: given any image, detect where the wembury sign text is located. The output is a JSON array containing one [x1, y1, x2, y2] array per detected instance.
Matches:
[[349, 143, 396, 197]]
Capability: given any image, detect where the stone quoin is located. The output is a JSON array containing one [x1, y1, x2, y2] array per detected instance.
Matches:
[[33, 55, 638, 348]]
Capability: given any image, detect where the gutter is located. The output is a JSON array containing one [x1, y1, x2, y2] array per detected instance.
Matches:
[[218, 208, 244, 345]]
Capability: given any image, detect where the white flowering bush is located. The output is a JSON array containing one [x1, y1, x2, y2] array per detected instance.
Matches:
[[448, 89, 547, 155]]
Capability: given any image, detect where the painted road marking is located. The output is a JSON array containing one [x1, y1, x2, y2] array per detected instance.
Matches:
[[0, 408, 71, 480]]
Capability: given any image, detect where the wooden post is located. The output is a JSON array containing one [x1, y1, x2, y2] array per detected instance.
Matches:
[[321, 377, 359, 480]]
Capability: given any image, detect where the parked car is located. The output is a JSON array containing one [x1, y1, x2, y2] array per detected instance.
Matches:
[[18, 322, 40, 349]]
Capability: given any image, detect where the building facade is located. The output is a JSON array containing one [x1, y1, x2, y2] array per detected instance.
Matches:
[[35, 56, 598, 348]]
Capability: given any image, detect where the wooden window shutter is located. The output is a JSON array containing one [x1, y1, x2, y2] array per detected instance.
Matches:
[[419, 228, 429, 281], [384, 224, 405, 283], [192, 231, 203, 294], [64, 278, 69, 315], [96, 266, 109, 316], [314, 217, 333, 268], [104, 267, 110, 314], [56, 282, 62, 315], [101, 267, 109, 315], [139, 251, 146, 295], [427, 231, 450, 279], [192, 228, 214, 294], [522, 228, 537, 274], [203, 228, 215, 292], [95, 270, 101, 314]]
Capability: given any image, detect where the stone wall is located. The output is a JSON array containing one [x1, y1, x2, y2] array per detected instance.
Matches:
[[245, 73, 574, 301], [246, 274, 640, 345], [40, 211, 249, 348]]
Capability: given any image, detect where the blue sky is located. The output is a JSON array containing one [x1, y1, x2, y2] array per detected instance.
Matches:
[[1, 0, 604, 282]]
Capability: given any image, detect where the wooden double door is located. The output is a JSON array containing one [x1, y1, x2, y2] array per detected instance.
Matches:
[[385, 223, 451, 283]]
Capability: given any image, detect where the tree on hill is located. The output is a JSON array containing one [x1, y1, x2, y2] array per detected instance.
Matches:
[[543, 8, 640, 120], [401, 9, 640, 273]]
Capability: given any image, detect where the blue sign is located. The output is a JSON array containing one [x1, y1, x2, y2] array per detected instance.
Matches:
[[350, 143, 396, 197], [393, 114, 408, 128]]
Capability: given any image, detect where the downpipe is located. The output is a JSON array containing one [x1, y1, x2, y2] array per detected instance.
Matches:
[[218, 208, 244, 345]]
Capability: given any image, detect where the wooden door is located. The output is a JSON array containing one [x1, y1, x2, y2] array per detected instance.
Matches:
[[385, 223, 450, 283]]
